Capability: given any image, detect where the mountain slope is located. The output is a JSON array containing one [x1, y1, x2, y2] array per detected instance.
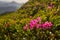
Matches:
[[0, 0, 60, 40]]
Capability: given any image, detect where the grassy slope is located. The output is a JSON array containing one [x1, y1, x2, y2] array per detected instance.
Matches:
[[0, 0, 60, 39], [0, 0, 60, 24]]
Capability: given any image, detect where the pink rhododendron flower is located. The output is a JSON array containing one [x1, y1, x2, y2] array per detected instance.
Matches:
[[36, 24, 41, 29], [30, 20, 36, 25], [34, 19, 39, 23], [30, 19, 38, 27], [29, 17, 41, 30], [23, 24, 28, 30], [45, 21, 53, 27], [37, 17, 41, 22], [30, 23, 34, 28], [30, 26, 34, 30], [30, 20, 37, 30], [42, 21, 53, 29]]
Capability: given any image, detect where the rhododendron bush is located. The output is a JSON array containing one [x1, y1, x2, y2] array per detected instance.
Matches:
[[23, 17, 53, 30], [23, 17, 54, 40], [0, 0, 60, 40]]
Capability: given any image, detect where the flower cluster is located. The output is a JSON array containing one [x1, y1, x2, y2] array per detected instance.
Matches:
[[23, 17, 53, 30], [42, 21, 53, 29], [30, 17, 41, 30], [23, 24, 28, 30]]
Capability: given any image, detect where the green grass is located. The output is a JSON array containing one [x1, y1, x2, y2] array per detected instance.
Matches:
[[0, 0, 60, 40]]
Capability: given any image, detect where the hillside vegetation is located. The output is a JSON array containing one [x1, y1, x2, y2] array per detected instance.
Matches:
[[0, 0, 60, 40]]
